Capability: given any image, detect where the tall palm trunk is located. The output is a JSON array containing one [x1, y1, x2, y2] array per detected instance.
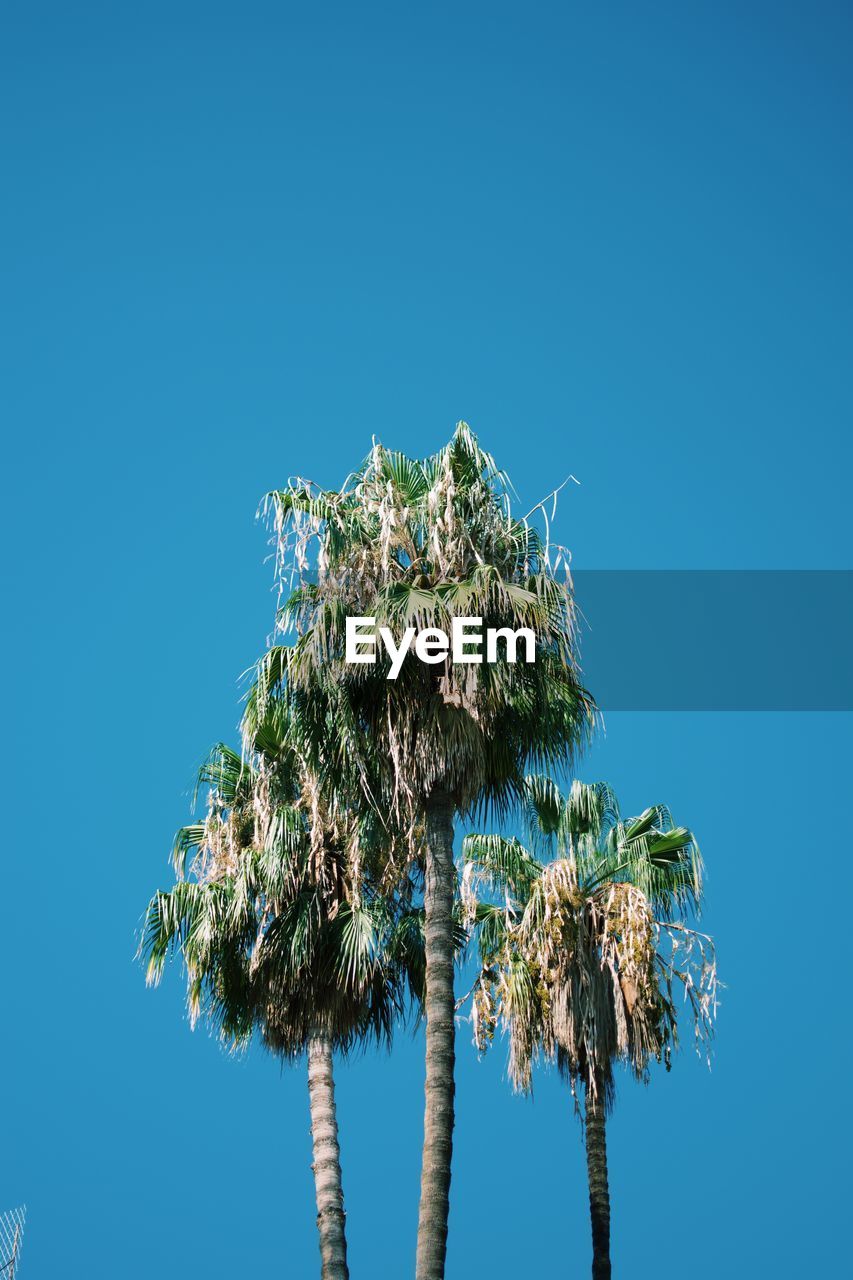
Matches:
[[307, 1036, 349, 1280], [415, 788, 456, 1280], [585, 1070, 611, 1280]]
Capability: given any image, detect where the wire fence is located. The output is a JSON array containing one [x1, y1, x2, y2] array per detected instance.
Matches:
[[0, 1207, 26, 1279]]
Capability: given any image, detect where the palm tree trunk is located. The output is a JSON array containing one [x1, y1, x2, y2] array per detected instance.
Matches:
[[585, 1071, 611, 1280], [415, 788, 456, 1280], [307, 1036, 349, 1280]]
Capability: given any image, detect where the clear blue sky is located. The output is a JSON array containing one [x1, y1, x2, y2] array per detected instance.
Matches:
[[2, 3, 851, 1276]]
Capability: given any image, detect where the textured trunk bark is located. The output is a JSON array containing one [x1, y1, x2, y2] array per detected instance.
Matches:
[[585, 1072, 612, 1280], [415, 789, 456, 1280], [307, 1037, 349, 1280]]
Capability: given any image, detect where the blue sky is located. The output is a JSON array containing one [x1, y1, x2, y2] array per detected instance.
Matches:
[[2, 3, 851, 1276]]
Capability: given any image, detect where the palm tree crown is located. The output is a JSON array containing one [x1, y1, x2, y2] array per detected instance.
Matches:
[[462, 776, 717, 1096], [248, 421, 595, 829]]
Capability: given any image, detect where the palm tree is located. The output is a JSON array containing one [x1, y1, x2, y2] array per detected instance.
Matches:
[[462, 777, 717, 1280], [247, 423, 595, 1279], [141, 726, 420, 1280]]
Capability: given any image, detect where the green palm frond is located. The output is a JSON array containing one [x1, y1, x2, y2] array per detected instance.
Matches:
[[171, 823, 206, 877], [522, 773, 565, 837], [194, 743, 250, 807], [462, 833, 543, 901], [564, 780, 620, 842]]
